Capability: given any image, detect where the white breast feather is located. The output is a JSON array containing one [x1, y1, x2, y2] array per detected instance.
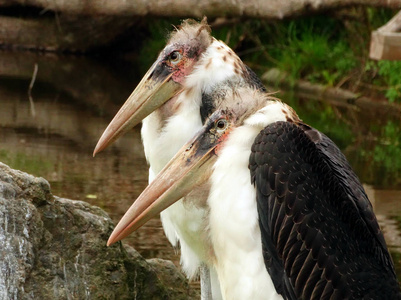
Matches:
[[208, 103, 287, 300]]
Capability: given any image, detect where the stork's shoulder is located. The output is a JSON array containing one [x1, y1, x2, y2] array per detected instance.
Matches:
[[249, 121, 400, 299]]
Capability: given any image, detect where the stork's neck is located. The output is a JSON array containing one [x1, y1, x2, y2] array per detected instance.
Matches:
[[185, 39, 247, 94], [207, 101, 292, 300]]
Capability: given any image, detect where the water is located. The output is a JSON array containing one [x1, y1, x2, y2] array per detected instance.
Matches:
[[1, 51, 400, 282]]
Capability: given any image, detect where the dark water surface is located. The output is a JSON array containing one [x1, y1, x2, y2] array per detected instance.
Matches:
[[1, 52, 401, 282]]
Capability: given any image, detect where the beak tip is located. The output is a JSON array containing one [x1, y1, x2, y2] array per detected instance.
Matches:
[[107, 227, 125, 246], [107, 235, 118, 247], [93, 140, 105, 157]]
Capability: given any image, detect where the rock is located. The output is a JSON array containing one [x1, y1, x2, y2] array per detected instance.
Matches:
[[0, 162, 199, 300], [146, 258, 196, 299]]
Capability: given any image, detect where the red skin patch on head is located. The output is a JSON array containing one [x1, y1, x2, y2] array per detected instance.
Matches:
[[214, 129, 232, 155], [168, 46, 203, 84], [171, 57, 196, 83]]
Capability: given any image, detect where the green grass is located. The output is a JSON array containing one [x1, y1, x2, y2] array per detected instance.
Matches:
[[275, 29, 356, 86], [210, 16, 359, 87]]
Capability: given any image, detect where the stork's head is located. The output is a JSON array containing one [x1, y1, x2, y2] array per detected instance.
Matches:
[[106, 85, 284, 245], [93, 18, 212, 155], [161, 19, 212, 84]]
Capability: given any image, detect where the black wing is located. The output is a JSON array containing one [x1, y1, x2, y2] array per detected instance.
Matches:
[[249, 121, 401, 300]]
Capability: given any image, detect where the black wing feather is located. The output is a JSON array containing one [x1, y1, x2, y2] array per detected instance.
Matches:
[[249, 121, 401, 299]]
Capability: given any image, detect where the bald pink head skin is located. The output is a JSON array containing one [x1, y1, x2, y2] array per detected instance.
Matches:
[[156, 19, 213, 84], [165, 47, 201, 84]]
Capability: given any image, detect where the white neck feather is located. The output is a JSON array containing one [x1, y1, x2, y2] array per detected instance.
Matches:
[[207, 102, 287, 300], [185, 39, 244, 95]]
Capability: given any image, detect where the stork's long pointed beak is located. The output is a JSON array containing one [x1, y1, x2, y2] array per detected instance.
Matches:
[[93, 62, 182, 156], [107, 124, 221, 246]]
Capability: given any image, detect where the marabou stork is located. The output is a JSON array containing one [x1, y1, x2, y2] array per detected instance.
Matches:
[[94, 19, 265, 299], [107, 84, 401, 299]]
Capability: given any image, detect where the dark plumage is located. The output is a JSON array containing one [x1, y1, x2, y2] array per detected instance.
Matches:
[[250, 121, 401, 299]]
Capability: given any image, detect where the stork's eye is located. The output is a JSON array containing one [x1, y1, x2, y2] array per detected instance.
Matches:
[[169, 51, 182, 64], [215, 118, 229, 132]]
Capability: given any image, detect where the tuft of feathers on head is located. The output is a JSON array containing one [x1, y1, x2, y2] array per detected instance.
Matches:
[[167, 17, 213, 46]]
